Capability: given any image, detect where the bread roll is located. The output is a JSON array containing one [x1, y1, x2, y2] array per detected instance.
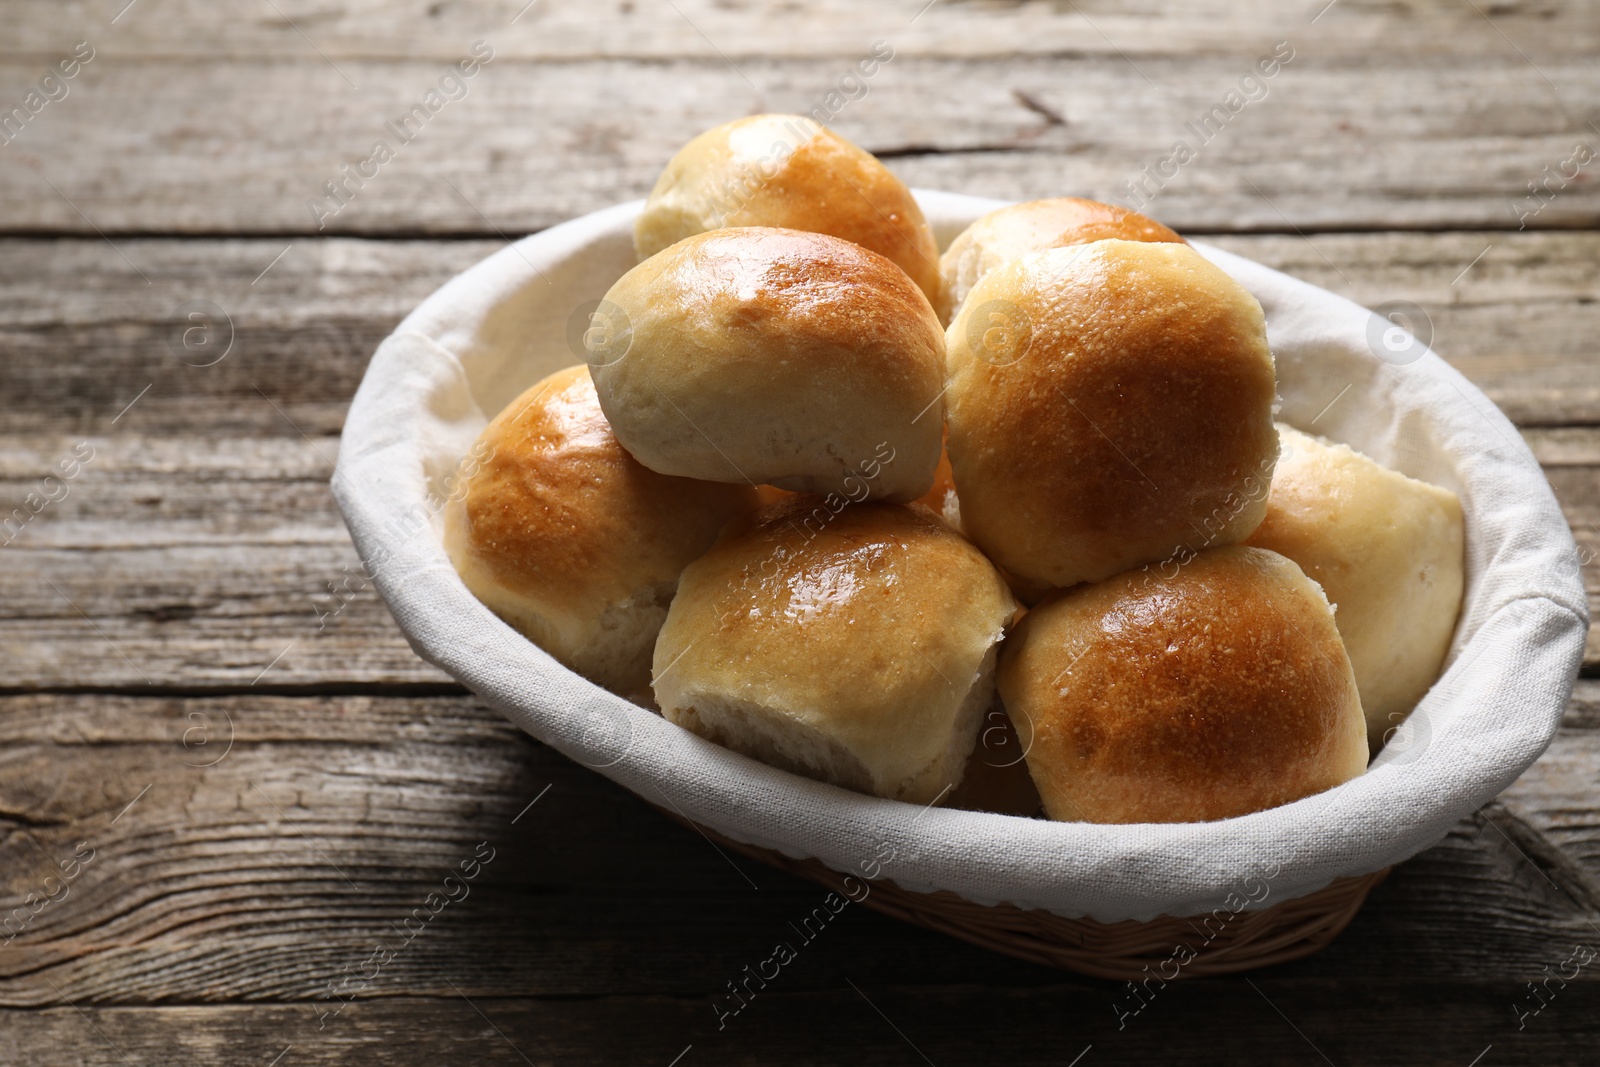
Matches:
[[591, 227, 945, 502], [654, 497, 1017, 804], [946, 239, 1278, 590], [1246, 424, 1466, 750], [999, 546, 1368, 823], [443, 365, 757, 695], [635, 114, 941, 304], [938, 197, 1184, 323]]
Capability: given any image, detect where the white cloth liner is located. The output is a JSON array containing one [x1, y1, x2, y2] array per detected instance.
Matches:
[[332, 191, 1589, 923]]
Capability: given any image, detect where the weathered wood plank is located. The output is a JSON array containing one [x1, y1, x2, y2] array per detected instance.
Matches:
[[1, 233, 1595, 440], [1202, 232, 1600, 429], [6, 0, 1597, 61], [1, 53, 1596, 235], [0, 687, 1596, 1015], [1, 1, 1593, 1059], [0, 237, 1592, 679], [1519, 429, 1598, 667], [1, 983, 1598, 1067], [0, 238, 500, 439], [1502, 681, 1600, 899], [0, 421, 1593, 688], [0, 431, 449, 683]]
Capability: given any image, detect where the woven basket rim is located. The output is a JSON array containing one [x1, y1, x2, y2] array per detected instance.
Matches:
[[333, 189, 1589, 925]]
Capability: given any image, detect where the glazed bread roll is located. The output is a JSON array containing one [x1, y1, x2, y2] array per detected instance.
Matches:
[[938, 197, 1184, 323], [635, 114, 941, 304], [1246, 424, 1466, 750], [946, 239, 1278, 590], [999, 546, 1368, 823], [443, 366, 757, 695], [653, 497, 1017, 804], [591, 227, 945, 502]]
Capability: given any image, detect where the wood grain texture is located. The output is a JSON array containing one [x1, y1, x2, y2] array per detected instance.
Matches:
[[0, 984, 1598, 1067], [0, 238, 501, 438], [0, 688, 1596, 1022], [6, 0, 1598, 60], [0, 233, 1591, 686], [1, 51, 1596, 235], [2, 1, 1597, 1060], [0, 233, 1595, 439], [1200, 232, 1600, 429], [0, 420, 1593, 688]]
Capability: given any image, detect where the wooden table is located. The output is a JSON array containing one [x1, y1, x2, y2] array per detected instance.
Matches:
[[2, 1, 1597, 1063]]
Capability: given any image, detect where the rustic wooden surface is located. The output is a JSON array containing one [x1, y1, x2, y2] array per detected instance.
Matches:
[[1, 1, 1597, 1064]]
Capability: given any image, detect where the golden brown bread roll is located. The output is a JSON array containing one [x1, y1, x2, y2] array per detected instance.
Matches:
[[591, 227, 946, 502], [1246, 424, 1466, 750], [945, 239, 1279, 591], [653, 497, 1017, 804], [443, 365, 757, 695], [999, 545, 1368, 823], [938, 197, 1184, 323], [635, 114, 941, 304]]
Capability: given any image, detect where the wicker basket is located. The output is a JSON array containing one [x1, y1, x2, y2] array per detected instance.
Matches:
[[336, 190, 1588, 975], [670, 809, 1389, 980]]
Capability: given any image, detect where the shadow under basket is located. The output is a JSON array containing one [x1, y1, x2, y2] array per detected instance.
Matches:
[[661, 808, 1389, 981]]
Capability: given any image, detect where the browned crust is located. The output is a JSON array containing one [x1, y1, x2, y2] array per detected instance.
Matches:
[[653, 496, 1019, 800], [457, 365, 756, 607], [659, 495, 1015, 708], [735, 127, 943, 304], [936, 197, 1185, 322], [985, 197, 1185, 250], [637, 114, 941, 305], [998, 546, 1366, 824], [946, 239, 1278, 589], [594, 227, 946, 500], [657, 226, 940, 390]]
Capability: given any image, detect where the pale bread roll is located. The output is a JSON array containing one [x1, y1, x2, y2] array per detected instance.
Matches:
[[653, 498, 1017, 804], [442, 366, 757, 696], [945, 239, 1279, 591], [937, 197, 1183, 323], [999, 546, 1368, 824], [591, 227, 945, 502], [635, 114, 941, 304], [1246, 424, 1466, 750]]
